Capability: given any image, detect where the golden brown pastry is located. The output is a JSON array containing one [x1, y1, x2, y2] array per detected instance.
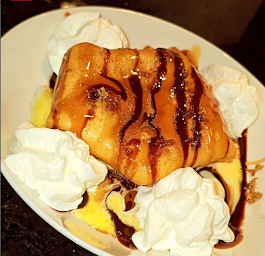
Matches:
[[47, 43, 235, 185]]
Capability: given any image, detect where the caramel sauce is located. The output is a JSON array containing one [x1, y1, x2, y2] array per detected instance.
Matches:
[[52, 50, 127, 138], [181, 45, 201, 70]]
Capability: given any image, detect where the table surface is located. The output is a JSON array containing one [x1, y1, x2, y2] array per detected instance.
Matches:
[[1, 0, 265, 255]]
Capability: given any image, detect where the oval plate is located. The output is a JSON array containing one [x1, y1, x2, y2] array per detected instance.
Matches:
[[1, 6, 265, 256]]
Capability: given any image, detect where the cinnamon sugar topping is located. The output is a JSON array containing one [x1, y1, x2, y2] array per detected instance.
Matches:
[[246, 164, 264, 176], [245, 178, 263, 204]]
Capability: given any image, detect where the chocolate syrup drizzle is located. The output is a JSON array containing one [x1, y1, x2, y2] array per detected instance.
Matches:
[[108, 170, 137, 191], [119, 50, 142, 142], [150, 48, 168, 119], [172, 51, 190, 166], [147, 49, 174, 181], [190, 68, 203, 166], [105, 186, 137, 249], [172, 51, 204, 167]]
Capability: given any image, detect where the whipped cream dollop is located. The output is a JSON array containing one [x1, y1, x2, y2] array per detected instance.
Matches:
[[48, 12, 129, 75], [200, 64, 259, 138], [132, 167, 234, 256], [4, 122, 108, 211]]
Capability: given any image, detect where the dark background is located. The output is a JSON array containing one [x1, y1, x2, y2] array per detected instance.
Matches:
[[1, 0, 265, 255]]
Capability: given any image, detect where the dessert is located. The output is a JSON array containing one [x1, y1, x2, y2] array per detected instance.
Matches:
[[46, 43, 236, 186], [3, 11, 262, 256]]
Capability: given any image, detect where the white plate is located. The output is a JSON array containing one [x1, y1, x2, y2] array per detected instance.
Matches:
[[1, 6, 265, 256]]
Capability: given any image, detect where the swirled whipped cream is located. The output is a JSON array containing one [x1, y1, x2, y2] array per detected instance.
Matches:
[[132, 167, 234, 256], [200, 64, 259, 138], [4, 122, 108, 211], [48, 12, 129, 75]]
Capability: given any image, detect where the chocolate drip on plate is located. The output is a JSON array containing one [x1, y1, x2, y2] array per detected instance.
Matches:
[[217, 130, 247, 248], [78, 192, 89, 209], [108, 210, 136, 249], [49, 72, 57, 90], [105, 186, 136, 249], [200, 131, 248, 249]]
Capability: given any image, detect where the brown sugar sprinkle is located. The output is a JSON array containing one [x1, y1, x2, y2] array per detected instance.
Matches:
[[246, 164, 264, 176], [245, 178, 263, 204]]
